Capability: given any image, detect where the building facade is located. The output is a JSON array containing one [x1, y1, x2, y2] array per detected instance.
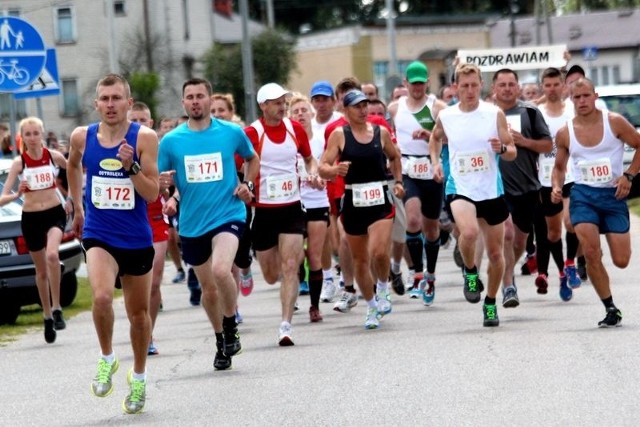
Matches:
[[0, 0, 263, 139]]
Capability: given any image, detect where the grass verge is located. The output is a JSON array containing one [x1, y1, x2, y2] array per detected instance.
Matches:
[[0, 277, 123, 345]]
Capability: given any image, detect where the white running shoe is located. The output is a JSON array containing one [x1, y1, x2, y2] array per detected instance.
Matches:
[[376, 287, 392, 317], [320, 278, 337, 303], [405, 269, 416, 292], [278, 323, 294, 346], [333, 291, 358, 313], [364, 307, 380, 329]]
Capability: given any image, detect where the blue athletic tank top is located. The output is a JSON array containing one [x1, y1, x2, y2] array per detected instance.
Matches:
[[82, 122, 152, 248]]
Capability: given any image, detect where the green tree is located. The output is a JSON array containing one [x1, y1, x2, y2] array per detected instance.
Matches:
[[202, 28, 297, 119], [128, 72, 161, 122]]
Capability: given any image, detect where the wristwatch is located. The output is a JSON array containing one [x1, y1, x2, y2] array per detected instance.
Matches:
[[623, 172, 635, 183], [500, 144, 507, 154], [127, 161, 141, 176], [243, 180, 254, 192]]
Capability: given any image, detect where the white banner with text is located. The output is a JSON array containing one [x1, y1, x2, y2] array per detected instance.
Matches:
[[458, 45, 567, 72]]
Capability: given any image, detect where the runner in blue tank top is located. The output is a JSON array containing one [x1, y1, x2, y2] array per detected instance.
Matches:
[[67, 74, 159, 415]]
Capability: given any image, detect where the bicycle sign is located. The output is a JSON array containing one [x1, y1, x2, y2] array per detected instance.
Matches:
[[0, 17, 46, 92]]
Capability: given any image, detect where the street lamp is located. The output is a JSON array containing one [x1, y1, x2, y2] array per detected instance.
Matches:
[[509, 0, 520, 47]]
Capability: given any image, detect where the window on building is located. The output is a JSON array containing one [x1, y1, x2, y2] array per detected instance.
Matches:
[[0, 94, 27, 121], [7, 8, 20, 16], [61, 79, 80, 117], [55, 7, 76, 44], [114, 0, 126, 16], [613, 65, 620, 85], [589, 67, 599, 87], [601, 66, 610, 86]]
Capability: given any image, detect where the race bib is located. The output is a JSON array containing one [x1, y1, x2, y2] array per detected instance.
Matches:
[[184, 153, 223, 183], [539, 155, 555, 183], [23, 165, 56, 190], [457, 151, 490, 175], [91, 176, 135, 210], [406, 156, 433, 180], [267, 173, 298, 200], [506, 115, 521, 133], [351, 182, 385, 207], [578, 158, 612, 184]]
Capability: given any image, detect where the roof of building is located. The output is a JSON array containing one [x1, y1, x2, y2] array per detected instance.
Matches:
[[489, 8, 640, 49]]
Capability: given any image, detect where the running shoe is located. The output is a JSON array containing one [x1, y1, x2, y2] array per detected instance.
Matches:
[[309, 305, 323, 323], [223, 323, 242, 356], [187, 268, 201, 306], [535, 274, 549, 295], [240, 272, 254, 296], [299, 281, 309, 296], [172, 269, 186, 283], [377, 287, 392, 317], [405, 269, 415, 292], [409, 273, 423, 299], [577, 257, 588, 281], [389, 270, 405, 296], [422, 274, 435, 306], [564, 264, 582, 289], [320, 278, 337, 302], [521, 254, 537, 276], [278, 323, 294, 346], [502, 285, 520, 308], [214, 341, 232, 371], [598, 307, 622, 328], [52, 309, 66, 330], [364, 306, 380, 329], [483, 303, 499, 327], [122, 370, 146, 414], [91, 357, 119, 397], [559, 275, 573, 302], [44, 318, 56, 344], [463, 271, 481, 304], [333, 291, 358, 313], [453, 242, 464, 269], [235, 310, 243, 324], [147, 340, 159, 356]]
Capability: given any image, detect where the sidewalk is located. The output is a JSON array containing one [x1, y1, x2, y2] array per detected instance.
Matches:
[[3, 216, 640, 426]]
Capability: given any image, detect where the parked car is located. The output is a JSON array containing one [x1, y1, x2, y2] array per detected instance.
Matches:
[[0, 158, 83, 325], [597, 84, 640, 197]]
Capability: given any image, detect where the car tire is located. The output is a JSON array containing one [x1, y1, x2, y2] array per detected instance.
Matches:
[[60, 273, 78, 307], [0, 299, 21, 325]]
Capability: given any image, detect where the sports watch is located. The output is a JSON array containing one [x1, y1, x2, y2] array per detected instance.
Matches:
[[243, 180, 254, 192], [128, 161, 141, 176]]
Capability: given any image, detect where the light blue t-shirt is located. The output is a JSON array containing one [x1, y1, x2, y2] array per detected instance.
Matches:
[[158, 118, 255, 238]]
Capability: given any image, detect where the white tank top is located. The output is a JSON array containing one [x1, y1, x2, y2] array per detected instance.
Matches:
[[250, 118, 301, 206], [538, 106, 575, 187], [296, 113, 341, 209], [440, 101, 503, 201], [395, 95, 435, 157], [568, 109, 624, 188]]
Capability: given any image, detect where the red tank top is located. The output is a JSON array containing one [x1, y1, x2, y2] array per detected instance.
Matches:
[[21, 148, 58, 192]]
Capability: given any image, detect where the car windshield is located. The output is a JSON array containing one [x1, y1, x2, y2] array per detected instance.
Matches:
[[601, 94, 640, 128]]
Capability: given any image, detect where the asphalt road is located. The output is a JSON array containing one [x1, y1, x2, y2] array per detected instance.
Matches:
[[3, 216, 640, 426]]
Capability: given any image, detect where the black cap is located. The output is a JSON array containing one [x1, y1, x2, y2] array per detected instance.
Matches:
[[566, 65, 586, 78]]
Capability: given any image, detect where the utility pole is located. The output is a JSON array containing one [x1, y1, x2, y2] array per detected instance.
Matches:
[[106, 0, 119, 73], [386, 0, 398, 76], [240, 0, 257, 122], [265, 0, 275, 28], [509, 0, 519, 47]]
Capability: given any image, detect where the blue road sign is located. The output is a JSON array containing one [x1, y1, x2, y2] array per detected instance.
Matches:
[[583, 46, 598, 62], [0, 17, 46, 92], [14, 48, 60, 99]]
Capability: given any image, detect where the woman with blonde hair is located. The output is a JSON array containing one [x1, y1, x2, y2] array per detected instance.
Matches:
[[0, 117, 71, 343]]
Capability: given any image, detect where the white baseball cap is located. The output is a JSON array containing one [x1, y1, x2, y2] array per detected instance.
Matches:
[[256, 83, 290, 104]]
